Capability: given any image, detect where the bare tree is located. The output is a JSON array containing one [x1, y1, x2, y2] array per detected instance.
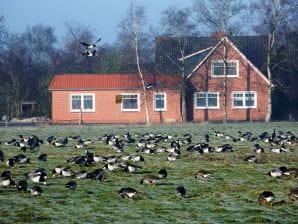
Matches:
[[192, 0, 247, 35], [0, 15, 8, 52], [118, 2, 150, 124], [159, 6, 198, 122], [250, 0, 297, 121]]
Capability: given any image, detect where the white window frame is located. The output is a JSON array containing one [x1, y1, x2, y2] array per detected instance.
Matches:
[[154, 92, 167, 112], [232, 91, 257, 109], [195, 92, 219, 109], [121, 93, 140, 112], [70, 93, 95, 112], [211, 60, 239, 77]]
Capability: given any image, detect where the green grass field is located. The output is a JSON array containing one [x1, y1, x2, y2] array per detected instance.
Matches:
[[0, 122, 297, 224]]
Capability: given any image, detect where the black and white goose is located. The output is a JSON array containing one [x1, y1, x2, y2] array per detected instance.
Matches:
[[158, 169, 168, 179], [74, 170, 88, 179], [27, 168, 47, 184], [0, 176, 15, 187], [65, 181, 77, 191], [6, 158, 15, 167], [38, 153, 47, 162], [31, 186, 43, 196], [175, 186, 186, 197], [87, 168, 104, 181], [52, 137, 68, 147], [13, 154, 30, 164], [124, 163, 142, 173], [244, 155, 257, 163], [118, 187, 138, 198], [257, 191, 275, 207], [17, 180, 28, 192], [60, 166, 74, 177], [80, 37, 101, 49], [267, 166, 288, 178]]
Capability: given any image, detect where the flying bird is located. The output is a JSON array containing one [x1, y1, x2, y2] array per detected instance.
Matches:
[[80, 37, 102, 49], [80, 37, 101, 58]]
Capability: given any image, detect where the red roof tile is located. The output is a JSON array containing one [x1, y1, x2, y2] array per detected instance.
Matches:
[[48, 74, 181, 90]]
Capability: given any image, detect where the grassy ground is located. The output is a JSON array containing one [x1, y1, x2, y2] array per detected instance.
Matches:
[[0, 122, 297, 224]]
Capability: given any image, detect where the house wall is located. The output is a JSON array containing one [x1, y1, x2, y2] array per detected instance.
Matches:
[[189, 42, 269, 122], [51, 90, 181, 124]]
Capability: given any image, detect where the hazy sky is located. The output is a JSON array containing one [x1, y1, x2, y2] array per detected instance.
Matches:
[[1, 0, 193, 44]]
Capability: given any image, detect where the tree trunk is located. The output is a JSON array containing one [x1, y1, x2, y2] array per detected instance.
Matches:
[[135, 37, 150, 125], [223, 42, 228, 122], [181, 79, 187, 123], [265, 33, 274, 122]]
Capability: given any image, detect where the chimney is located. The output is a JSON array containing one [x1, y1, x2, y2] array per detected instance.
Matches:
[[212, 31, 227, 40]]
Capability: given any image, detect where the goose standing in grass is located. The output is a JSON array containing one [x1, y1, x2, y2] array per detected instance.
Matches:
[[31, 186, 43, 196], [244, 155, 257, 163], [6, 158, 15, 167], [118, 187, 138, 198], [158, 169, 168, 179], [283, 167, 298, 178], [175, 186, 186, 197], [74, 170, 88, 179], [13, 154, 30, 164], [257, 191, 275, 207], [124, 163, 142, 173], [87, 168, 104, 181], [65, 181, 77, 191], [130, 154, 144, 162], [52, 137, 68, 147], [195, 170, 212, 179], [289, 188, 298, 202], [267, 166, 288, 178], [61, 167, 74, 177], [0, 176, 16, 187], [17, 180, 28, 192], [38, 153, 47, 162], [27, 168, 47, 184], [140, 175, 161, 185]]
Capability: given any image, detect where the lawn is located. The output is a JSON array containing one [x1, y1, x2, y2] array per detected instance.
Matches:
[[0, 122, 297, 224]]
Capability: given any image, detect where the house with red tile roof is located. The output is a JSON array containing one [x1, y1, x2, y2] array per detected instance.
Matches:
[[49, 34, 269, 124], [48, 73, 182, 124]]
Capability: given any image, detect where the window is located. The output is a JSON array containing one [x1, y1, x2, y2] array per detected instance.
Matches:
[[154, 93, 166, 111], [70, 94, 95, 112], [232, 91, 256, 108], [195, 92, 219, 109], [211, 60, 238, 77], [122, 94, 139, 111]]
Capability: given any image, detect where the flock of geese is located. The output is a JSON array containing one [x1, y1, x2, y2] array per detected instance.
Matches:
[[0, 128, 297, 206]]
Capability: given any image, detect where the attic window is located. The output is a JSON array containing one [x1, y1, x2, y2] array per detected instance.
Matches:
[[211, 60, 238, 77]]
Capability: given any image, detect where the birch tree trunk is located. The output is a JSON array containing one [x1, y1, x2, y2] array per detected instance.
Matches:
[[135, 34, 150, 125], [223, 41, 228, 122], [265, 33, 274, 122]]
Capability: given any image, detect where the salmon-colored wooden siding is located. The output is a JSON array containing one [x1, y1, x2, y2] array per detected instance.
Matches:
[[189, 40, 269, 122], [51, 90, 181, 124]]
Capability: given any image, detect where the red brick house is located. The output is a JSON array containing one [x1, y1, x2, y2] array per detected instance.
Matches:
[[186, 36, 270, 122], [48, 74, 182, 124], [49, 34, 269, 124]]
